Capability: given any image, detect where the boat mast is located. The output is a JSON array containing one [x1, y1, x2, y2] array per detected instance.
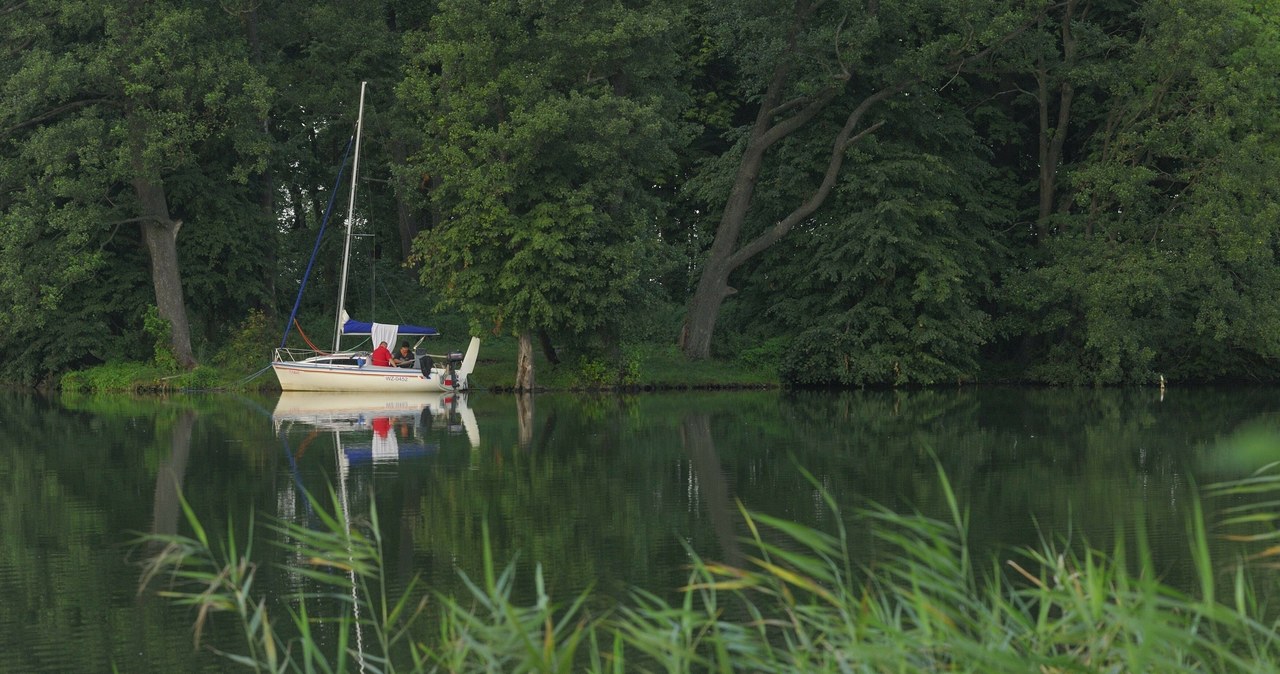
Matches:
[[334, 81, 368, 352]]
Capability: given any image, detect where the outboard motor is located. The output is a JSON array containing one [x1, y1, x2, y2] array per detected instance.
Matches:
[[444, 350, 464, 388]]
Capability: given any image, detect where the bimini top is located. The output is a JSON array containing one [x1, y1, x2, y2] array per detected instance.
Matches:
[[341, 313, 439, 337]]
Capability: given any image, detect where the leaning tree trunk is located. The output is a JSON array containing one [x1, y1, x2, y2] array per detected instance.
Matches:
[[514, 331, 536, 392], [678, 3, 892, 361], [681, 261, 735, 361], [133, 175, 198, 369], [675, 75, 896, 360], [679, 80, 892, 360]]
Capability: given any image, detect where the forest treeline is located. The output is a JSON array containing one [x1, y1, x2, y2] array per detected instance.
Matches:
[[2, 0, 1278, 388]]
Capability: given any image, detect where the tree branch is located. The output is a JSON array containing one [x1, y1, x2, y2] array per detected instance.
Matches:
[[6, 36, 34, 57], [710, 3, 1054, 283], [843, 119, 885, 149], [941, 3, 1055, 75], [727, 5, 1052, 271], [728, 85, 899, 270], [2, 98, 110, 138], [767, 93, 819, 119], [751, 0, 833, 145], [100, 215, 182, 229], [757, 85, 843, 150]]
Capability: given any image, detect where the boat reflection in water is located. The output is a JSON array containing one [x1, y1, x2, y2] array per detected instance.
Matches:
[[273, 391, 479, 465], [271, 390, 479, 520], [272, 390, 479, 531], [270, 391, 479, 666]]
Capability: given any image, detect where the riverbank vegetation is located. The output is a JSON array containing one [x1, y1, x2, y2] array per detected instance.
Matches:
[[57, 315, 779, 392], [4, 0, 1279, 390], [141, 465, 1280, 672]]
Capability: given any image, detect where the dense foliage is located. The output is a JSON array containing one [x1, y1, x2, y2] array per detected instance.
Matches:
[[1, 0, 1277, 386]]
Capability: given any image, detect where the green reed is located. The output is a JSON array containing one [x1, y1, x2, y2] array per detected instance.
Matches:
[[139, 463, 1280, 673]]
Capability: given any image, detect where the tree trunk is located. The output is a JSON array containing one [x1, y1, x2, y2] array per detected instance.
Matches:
[[288, 183, 307, 230], [515, 331, 535, 391], [395, 194, 418, 261], [1035, 0, 1077, 238], [133, 175, 198, 369], [677, 5, 1033, 361], [679, 81, 893, 360], [680, 263, 735, 360], [389, 138, 421, 260], [537, 329, 560, 365], [679, 0, 905, 360]]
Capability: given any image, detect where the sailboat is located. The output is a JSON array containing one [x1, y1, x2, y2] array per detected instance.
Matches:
[[271, 82, 480, 393]]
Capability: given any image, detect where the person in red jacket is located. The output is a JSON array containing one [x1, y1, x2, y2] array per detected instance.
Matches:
[[371, 341, 392, 366]]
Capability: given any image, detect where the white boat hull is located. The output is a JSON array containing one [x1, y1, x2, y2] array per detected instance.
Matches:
[[272, 337, 480, 393], [272, 362, 462, 392]]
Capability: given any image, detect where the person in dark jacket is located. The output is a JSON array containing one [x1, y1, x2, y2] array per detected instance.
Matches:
[[392, 342, 415, 368]]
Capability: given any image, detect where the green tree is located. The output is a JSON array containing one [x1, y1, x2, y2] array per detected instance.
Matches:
[[768, 94, 1011, 385], [994, 0, 1280, 383], [0, 0, 269, 378], [214, 0, 421, 344], [399, 0, 688, 390], [678, 0, 1038, 361]]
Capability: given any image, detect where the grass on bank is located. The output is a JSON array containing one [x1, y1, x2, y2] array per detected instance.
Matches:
[[138, 464, 1280, 673], [469, 337, 778, 391], [58, 306, 780, 392], [60, 335, 779, 393]]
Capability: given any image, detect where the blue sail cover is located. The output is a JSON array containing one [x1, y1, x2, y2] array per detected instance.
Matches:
[[342, 318, 439, 336]]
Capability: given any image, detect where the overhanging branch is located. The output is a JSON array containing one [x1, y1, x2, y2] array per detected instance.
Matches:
[[728, 85, 899, 270], [2, 98, 109, 138]]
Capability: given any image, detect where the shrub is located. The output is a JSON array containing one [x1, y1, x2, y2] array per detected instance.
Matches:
[[213, 309, 275, 373], [171, 366, 221, 391], [59, 362, 163, 392], [143, 305, 178, 371]]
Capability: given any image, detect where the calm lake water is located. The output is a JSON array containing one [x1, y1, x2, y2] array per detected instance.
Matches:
[[2, 387, 1278, 672]]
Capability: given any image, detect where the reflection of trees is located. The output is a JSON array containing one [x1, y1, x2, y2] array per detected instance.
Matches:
[[0, 393, 237, 672], [680, 413, 742, 565], [151, 410, 197, 539], [8, 386, 1280, 670], [516, 393, 534, 450], [772, 387, 1280, 586], [406, 395, 714, 605], [434, 388, 1280, 601]]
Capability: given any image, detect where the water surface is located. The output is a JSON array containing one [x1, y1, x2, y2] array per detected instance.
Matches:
[[2, 387, 1277, 672]]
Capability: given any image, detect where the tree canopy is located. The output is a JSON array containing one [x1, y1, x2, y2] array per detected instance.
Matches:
[[1, 0, 1277, 387]]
